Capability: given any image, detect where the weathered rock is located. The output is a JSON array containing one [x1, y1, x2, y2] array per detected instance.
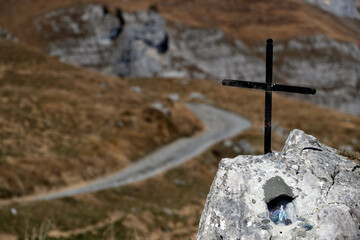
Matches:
[[303, 0, 360, 19], [340, 144, 354, 152], [223, 140, 234, 148], [168, 24, 265, 81], [197, 129, 360, 240], [113, 10, 169, 77], [188, 92, 206, 101], [34, 5, 360, 115], [150, 102, 171, 115], [237, 139, 255, 155], [167, 93, 180, 102], [34, 5, 169, 77]]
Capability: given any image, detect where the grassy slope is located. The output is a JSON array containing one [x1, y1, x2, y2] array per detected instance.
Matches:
[[0, 1, 359, 239], [0, 40, 203, 199], [0, 0, 359, 51], [132, 77, 360, 151], [0, 64, 359, 239]]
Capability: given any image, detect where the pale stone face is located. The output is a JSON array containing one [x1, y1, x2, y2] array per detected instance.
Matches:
[[197, 129, 360, 240], [34, 5, 360, 115]]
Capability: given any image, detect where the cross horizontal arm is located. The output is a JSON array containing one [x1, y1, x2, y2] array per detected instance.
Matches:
[[271, 84, 316, 95], [222, 79, 268, 90], [222, 79, 316, 95]]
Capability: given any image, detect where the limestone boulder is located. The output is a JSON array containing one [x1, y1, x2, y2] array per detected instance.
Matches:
[[197, 129, 360, 240]]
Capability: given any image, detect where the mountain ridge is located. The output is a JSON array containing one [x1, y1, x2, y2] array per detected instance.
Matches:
[[1, 0, 360, 50]]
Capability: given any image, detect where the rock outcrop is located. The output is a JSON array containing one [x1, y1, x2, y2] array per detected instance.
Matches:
[[34, 5, 169, 76], [34, 5, 360, 115], [197, 129, 360, 240], [113, 9, 169, 77], [303, 0, 360, 19]]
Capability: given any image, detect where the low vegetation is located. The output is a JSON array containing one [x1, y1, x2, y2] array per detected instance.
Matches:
[[0, 1, 359, 237], [0, 38, 359, 239], [0, 40, 203, 198], [338, 150, 360, 164]]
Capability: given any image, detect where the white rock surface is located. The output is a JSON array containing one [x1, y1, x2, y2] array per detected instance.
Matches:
[[197, 129, 360, 240], [303, 0, 360, 19], [168, 93, 180, 102], [34, 5, 169, 77], [34, 5, 360, 115]]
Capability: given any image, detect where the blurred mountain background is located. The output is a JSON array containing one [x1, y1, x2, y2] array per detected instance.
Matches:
[[0, 0, 359, 239]]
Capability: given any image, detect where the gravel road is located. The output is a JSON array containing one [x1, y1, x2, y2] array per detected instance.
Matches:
[[34, 103, 251, 200]]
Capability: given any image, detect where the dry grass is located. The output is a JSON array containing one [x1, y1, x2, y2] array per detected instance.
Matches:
[[0, 141, 225, 239], [0, 39, 359, 239], [126, 77, 360, 153], [338, 150, 360, 165], [0, 40, 203, 198], [0, 1, 359, 238], [1, 69, 357, 239], [24, 219, 53, 240], [2, 121, 357, 240]]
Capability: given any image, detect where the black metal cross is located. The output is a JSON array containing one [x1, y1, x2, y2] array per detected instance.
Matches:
[[222, 39, 316, 154]]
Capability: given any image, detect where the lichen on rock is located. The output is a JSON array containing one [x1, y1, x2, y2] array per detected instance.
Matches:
[[197, 129, 360, 240]]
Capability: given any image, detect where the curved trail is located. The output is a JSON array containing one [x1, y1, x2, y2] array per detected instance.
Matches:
[[34, 103, 251, 201]]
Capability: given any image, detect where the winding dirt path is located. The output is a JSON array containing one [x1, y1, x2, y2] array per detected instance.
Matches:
[[31, 103, 250, 200]]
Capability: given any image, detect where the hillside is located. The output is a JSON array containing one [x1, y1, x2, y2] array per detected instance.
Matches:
[[0, 1, 359, 239], [0, 82, 359, 239], [0, 39, 359, 239], [1, 0, 359, 115], [1, 0, 359, 48], [0, 39, 203, 198]]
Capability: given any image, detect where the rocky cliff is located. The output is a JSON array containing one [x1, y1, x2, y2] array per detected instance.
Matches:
[[33, 4, 360, 116], [34, 5, 169, 76], [197, 129, 360, 240]]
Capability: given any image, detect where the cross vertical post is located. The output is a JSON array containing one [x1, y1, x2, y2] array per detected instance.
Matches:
[[265, 39, 273, 154]]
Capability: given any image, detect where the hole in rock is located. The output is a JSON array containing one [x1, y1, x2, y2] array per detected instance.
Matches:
[[267, 195, 296, 225]]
